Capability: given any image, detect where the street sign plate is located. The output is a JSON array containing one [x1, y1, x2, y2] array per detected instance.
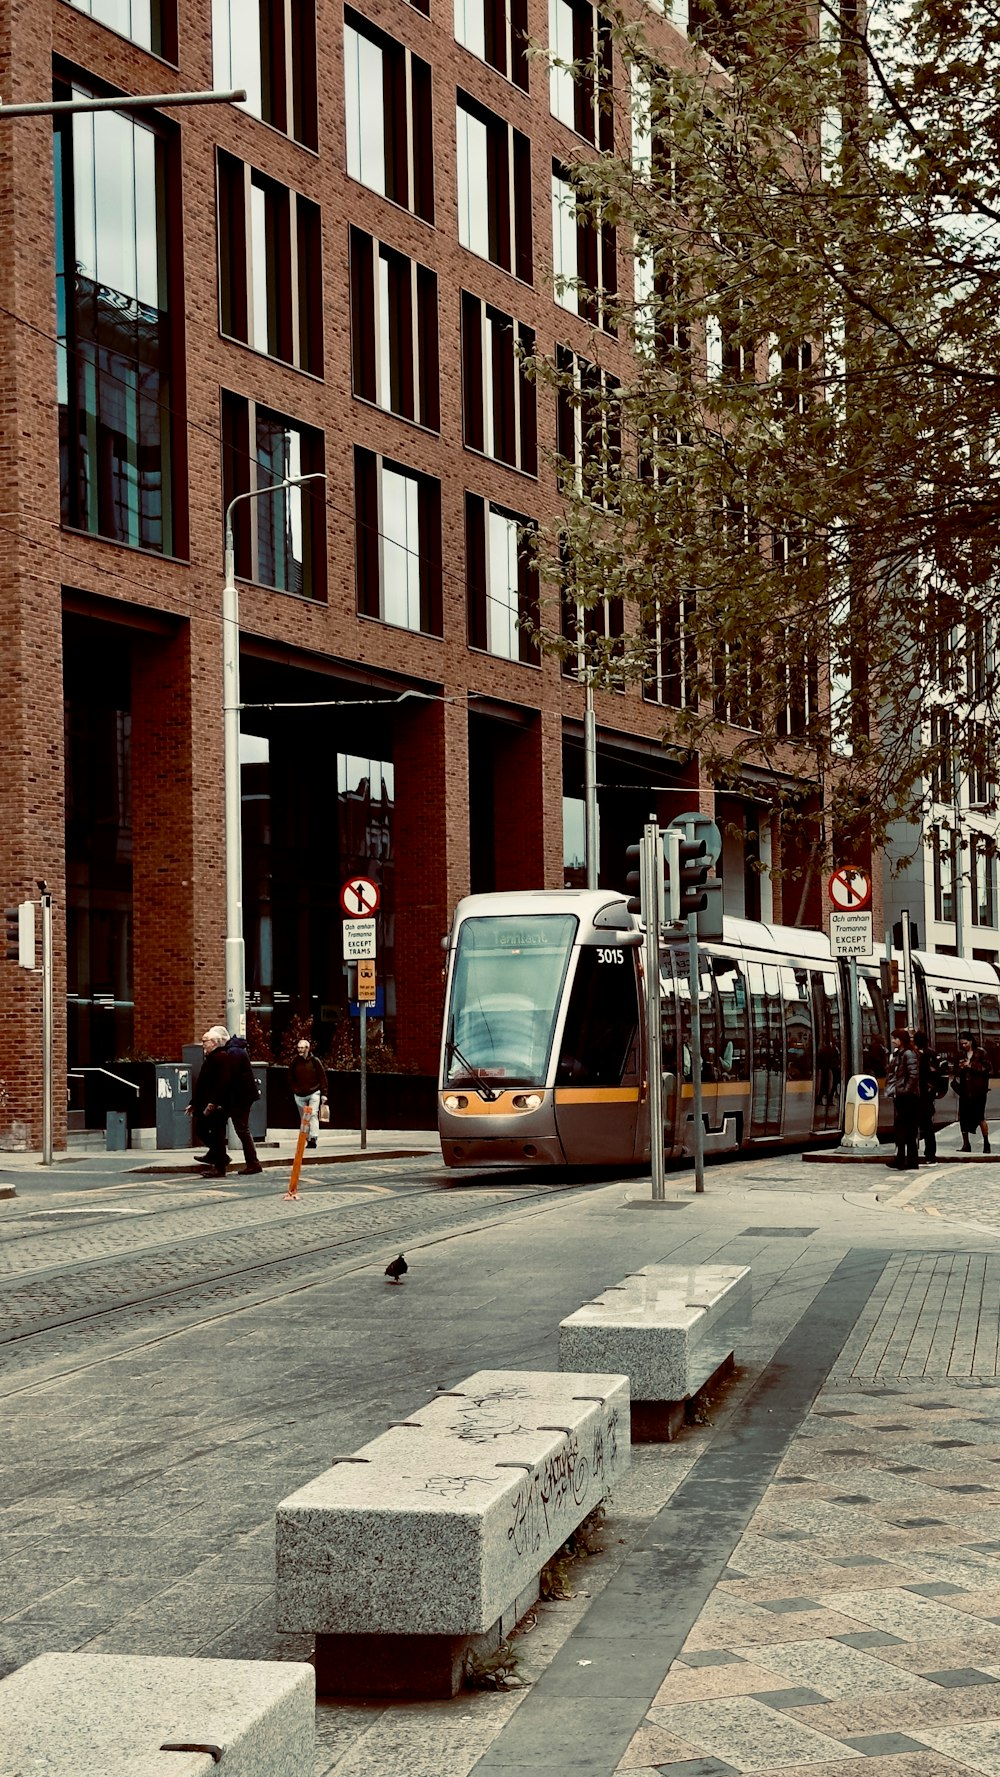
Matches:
[[669, 811, 722, 864], [828, 865, 872, 911], [343, 918, 377, 960], [356, 958, 377, 1003], [830, 910, 874, 957], [856, 1076, 878, 1100], [340, 876, 381, 916]]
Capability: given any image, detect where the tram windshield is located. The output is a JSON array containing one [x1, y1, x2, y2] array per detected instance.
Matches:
[[445, 914, 578, 1086]]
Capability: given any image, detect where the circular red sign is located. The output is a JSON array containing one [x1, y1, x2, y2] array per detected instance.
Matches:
[[827, 866, 872, 912], [340, 876, 381, 917]]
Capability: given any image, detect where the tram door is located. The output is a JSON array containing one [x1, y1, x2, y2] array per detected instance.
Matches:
[[781, 965, 815, 1140], [747, 961, 784, 1138], [810, 969, 843, 1133]]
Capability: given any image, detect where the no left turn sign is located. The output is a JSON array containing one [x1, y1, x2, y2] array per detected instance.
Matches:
[[340, 876, 381, 917], [828, 865, 872, 912]]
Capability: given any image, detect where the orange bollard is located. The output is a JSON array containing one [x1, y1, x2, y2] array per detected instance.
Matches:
[[283, 1105, 311, 1201]]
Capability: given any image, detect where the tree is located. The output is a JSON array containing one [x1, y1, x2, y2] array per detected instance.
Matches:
[[533, 0, 1000, 859]]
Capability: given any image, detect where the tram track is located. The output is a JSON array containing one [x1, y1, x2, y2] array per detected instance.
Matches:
[[0, 1172, 610, 1396]]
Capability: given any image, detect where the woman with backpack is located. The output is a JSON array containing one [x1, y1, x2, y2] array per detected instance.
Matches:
[[954, 1031, 991, 1154]]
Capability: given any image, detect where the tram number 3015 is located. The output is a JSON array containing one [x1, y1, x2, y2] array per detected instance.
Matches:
[[596, 948, 626, 965]]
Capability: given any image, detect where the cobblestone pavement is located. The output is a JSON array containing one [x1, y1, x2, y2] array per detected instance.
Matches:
[[10, 1145, 1000, 1775]]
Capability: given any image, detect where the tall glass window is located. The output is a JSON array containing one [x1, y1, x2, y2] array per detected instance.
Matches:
[[55, 94, 175, 555], [213, 0, 318, 147], [68, 0, 175, 57], [465, 493, 538, 662], [355, 448, 443, 635], [221, 391, 326, 598]]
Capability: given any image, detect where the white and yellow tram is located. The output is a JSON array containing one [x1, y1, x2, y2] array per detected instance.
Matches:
[[438, 890, 1000, 1169]]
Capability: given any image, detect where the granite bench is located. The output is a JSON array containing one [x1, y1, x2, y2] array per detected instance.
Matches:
[[275, 1367, 630, 1698], [559, 1264, 751, 1441], [0, 1651, 314, 1776]]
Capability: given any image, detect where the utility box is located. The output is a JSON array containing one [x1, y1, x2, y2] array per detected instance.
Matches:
[[105, 1111, 128, 1152], [155, 1064, 194, 1149]]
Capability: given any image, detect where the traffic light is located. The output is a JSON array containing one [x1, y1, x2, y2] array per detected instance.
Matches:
[[4, 902, 35, 968], [677, 838, 710, 917], [625, 842, 643, 919]]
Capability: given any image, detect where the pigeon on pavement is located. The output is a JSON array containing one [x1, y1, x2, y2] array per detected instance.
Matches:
[[384, 1253, 408, 1284]]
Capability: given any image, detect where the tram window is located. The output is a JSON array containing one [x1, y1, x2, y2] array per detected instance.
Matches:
[[557, 947, 640, 1085], [782, 966, 813, 1081], [858, 977, 887, 1077], [447, 912, 577, 1084], [659, 949, 679, 1076], [928, 982, 957, 1068], [714, 956, 749, 1081], [980, 994, 1000, 1073], [956, 991, 982, 1047]]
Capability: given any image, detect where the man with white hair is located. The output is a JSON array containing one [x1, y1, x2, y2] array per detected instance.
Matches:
[[189, 1025, 262, 1178]]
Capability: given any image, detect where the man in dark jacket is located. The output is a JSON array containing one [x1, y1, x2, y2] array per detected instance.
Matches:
[[288, 1039, 329, 1149], [885, 1028, 920, 1171], [191, 1026, 262, 1178]]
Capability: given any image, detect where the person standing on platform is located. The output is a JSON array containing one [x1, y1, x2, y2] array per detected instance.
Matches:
[[885, 1028, 920, 1170], [955, 1031, 991, 1154], [288, 1038, 329, 1149], [911, 1029, 939, 1164]]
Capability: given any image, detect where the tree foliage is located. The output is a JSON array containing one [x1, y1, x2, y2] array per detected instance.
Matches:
[[534, 0, 1000, 855]]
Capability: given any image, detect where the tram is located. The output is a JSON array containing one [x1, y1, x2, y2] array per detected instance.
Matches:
[[438, 889, 1000, 1169]]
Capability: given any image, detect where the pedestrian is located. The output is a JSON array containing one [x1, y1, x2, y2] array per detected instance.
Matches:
[[884, 1028, 920, 1170], [954, 1030, 991, 1154], [189, 1025, 262, 1178], [911, 1029, 939, 1163], [288, 1038, 329, 1149]]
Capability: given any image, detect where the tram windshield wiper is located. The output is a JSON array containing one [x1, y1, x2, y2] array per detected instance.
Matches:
[[446, 1042, 500, 1102]]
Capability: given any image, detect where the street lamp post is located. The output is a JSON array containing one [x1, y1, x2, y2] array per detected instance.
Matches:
[[223, 473, 327, 1036]]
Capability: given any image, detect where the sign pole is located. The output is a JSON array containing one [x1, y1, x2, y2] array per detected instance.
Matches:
[[900, 907, 915, 1028], [644, 823, 665, 1201], [360, 1002, 368, 1151], [40, 890, 53, 1167], [849, 957, 862, 1075], [688, 910, 705, 1193]]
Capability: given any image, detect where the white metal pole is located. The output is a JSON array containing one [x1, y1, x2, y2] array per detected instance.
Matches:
[[688, 910, 705, 1193], [41, 890, 53, 1166], [222, 472, 326, 1040], [584, 678, 598, 890], [645, 821, 665, 1200], [360, 1003, 368, 1150]]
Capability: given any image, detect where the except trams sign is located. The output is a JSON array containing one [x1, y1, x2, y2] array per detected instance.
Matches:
[[342, 918, 377, 960], [829, 911, 874, 958]]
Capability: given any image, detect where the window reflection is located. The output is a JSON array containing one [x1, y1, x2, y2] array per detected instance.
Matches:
[[56, 97, 174, 555]]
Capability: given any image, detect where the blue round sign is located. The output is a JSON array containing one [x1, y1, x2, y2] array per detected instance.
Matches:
[[856, 1076, 878, 1100]]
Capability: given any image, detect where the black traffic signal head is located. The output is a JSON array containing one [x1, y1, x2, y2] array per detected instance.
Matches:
[[625, 842, 643, 918], [677, 838, 710, 916]]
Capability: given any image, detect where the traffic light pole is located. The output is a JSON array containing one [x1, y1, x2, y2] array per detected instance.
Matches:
[[688, 910, 705, 1194], [644, 821, 665, 1201]]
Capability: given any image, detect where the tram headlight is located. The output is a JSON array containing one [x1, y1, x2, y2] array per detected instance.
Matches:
[[443, 1093, 468, 1112], [512, 1092, 543, 1111]]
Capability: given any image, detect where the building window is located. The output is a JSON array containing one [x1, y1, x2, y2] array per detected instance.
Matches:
[[67, 0, 176, 57], [466, 495, 538, 661], [55, 91, 178, 555], [644, 595, 697, 709], [217, 152, 322, 375], [929, 707, 953, 804], [456, 93, 532, 282], [350, 229, 439, 429], [355, 448, 442, 635], [556, 346, 620, 505], [552, 163, 616, 331], [972, 834, 997, 929], [549, 0, 613, 147], [933, 827, 956, 923], [221, 391, 326, 598], [455, 0, 528, 87], [344, 12, 434, 222], [460, 293, 537, 473], [212, 0, 317, 147]]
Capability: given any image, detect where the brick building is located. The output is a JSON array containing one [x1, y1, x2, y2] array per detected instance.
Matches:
[[0, 0, 823, 1146]]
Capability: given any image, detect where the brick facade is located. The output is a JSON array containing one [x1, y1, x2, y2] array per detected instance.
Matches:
[[0, 0, 823, 1146]]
